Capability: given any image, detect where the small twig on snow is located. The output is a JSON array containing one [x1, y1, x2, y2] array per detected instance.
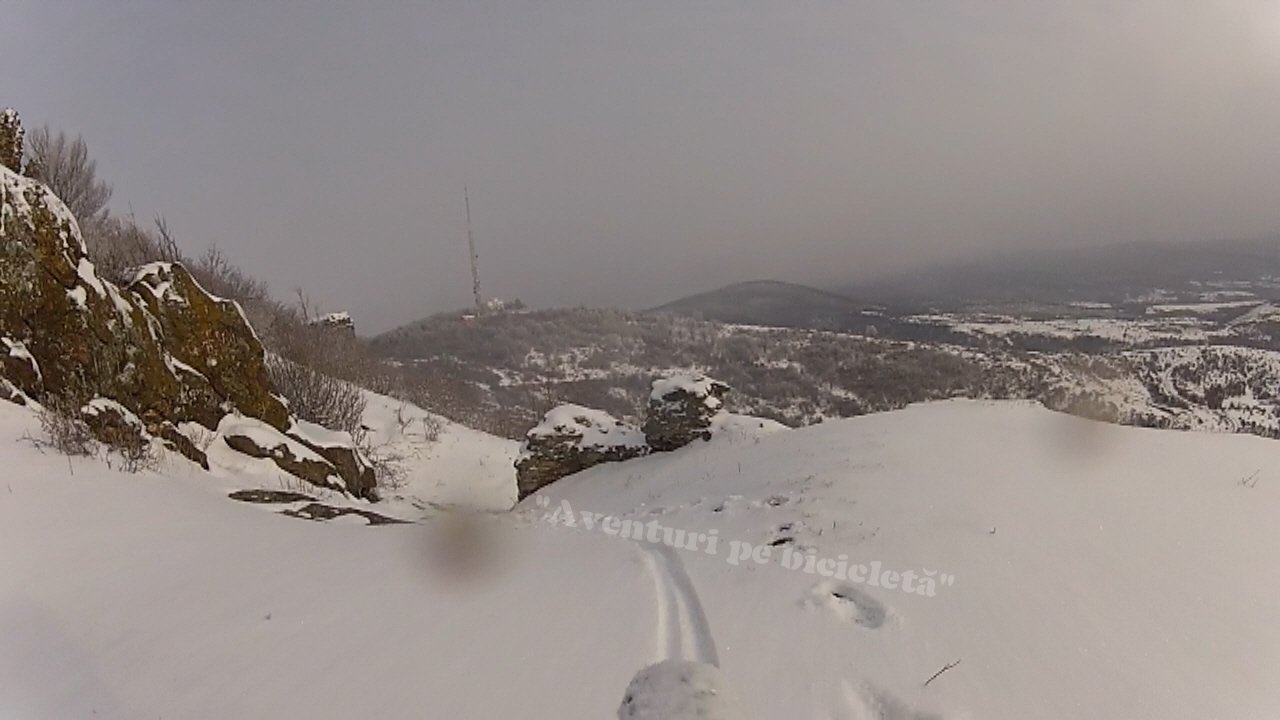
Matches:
[[923, 658, 962, 688]]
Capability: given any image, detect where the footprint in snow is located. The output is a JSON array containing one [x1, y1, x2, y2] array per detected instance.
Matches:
[[749, 494, 793, 509], [829, 680, 943, 720], [804, 581, 888, 629]]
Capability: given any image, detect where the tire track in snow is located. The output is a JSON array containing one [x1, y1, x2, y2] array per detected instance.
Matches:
[[640, 543, 720, 666]]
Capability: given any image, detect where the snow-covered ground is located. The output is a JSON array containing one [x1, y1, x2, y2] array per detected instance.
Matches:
[[1146, 300, 1262, 315], [192, 389, 518, 518], [357, 391, 518, 513], [2, 398, 1278, 718], [911, 313, 1215, 344]]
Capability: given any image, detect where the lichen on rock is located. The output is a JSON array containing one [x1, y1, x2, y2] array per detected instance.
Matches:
[[5, 177, 176, 419], [130, 261, 289, 431]]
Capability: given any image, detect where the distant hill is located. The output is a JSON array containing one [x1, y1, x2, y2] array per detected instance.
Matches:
[[842, 237, 1280, 309], [649, 239, 1280, 335], [648, 280, 874, 331]]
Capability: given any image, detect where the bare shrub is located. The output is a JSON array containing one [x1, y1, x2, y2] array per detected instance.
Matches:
[[93, 416, 157, 474], [395, 403, 442, 443], [29, 395, 156, 472], [189, 246, 271, 306], [82, 214, 180, 284], [273, 290, 394, 390], [36, 397, 94, 457], [266, 355, 367, 435], [354, 431, 410, 492]]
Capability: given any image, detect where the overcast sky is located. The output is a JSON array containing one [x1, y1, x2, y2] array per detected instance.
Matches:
[[5, 1, 1280, 332]]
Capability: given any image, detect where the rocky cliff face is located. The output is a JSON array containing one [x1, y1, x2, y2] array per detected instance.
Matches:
[[0, 164, 376, 498]]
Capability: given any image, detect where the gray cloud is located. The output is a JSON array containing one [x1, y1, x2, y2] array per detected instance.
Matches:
[[5, 1, 1280, 332]]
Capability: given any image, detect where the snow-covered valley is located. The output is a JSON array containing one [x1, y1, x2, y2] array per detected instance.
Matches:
[[3, 397, 1276, 718]]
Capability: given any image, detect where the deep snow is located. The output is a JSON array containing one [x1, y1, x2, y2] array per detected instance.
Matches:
[[1, 397, 1278, 718]]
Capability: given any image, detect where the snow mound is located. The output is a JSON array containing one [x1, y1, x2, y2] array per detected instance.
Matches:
[[289, 418, 355, 449], [708, 412, 787, 439], [617, 661, 745, 720]]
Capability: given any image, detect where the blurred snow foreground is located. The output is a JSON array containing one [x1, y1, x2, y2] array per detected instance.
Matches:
[[618, 661, 745, 720], [3, 396, 1280, 718]]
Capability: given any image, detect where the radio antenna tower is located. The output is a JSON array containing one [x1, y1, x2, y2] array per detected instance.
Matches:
[[464, 186, 483, 310]]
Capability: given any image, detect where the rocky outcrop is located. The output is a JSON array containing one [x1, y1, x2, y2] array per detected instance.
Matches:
[[0, 109, 22, 174], [79, 398, 150, 457], [0, 379, 25, 405], [282, 503, 405, 526], [513, 375, 735, 500], [515, 404, 647, 500], [309, 311, 355, 335], [229, 489, 317, 504], [1, 337, 41, 403], [130, 262, 289, 431], [0, 163, 372, 496], [0, 166, 180, 424], [643, 374, 730, 451], [153, 421, 209, 470], [224, 431, 343, 491], [301, 438, 377, 499], [219, 415, 379, 500]]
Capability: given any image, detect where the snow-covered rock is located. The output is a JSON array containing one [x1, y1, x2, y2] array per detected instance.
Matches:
[[130, 261, 290, 432], [515, 404, 647, 500], [644, 373, 730, 451], [308, 311, 355, 334], [0, 336, 41, 401]]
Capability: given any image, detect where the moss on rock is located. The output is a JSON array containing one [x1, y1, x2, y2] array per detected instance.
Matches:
[[129, 262, 289, 431]]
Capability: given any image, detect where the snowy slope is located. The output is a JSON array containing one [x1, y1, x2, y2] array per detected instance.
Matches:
[[358, 391, 518, 512], [2, 399, 1278, 718], [540, 400, 1280, 717], [192, 390, 518, 518]]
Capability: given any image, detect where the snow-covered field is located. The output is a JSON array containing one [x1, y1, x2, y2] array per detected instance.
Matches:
[[2, 398, 1278, 718], [911, 313, 1215, 344]]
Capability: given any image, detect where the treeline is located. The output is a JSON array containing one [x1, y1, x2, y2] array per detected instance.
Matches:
[[371, 307, 1080, 437]]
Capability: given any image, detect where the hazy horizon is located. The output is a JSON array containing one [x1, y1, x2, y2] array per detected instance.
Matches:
[[6, 1, 1280, 333]]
